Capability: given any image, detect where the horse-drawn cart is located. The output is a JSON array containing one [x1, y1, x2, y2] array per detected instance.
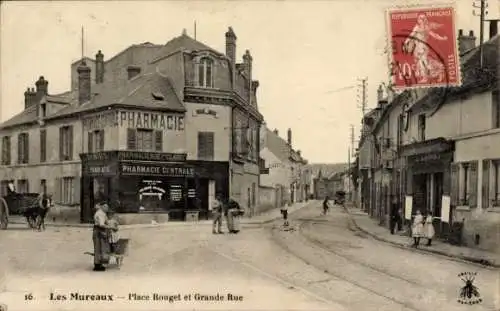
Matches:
[[0, 187, 44, 230]]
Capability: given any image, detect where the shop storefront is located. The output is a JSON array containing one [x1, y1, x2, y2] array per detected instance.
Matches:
[[80, 151, 229, 223], [401, 138, 454, 237]]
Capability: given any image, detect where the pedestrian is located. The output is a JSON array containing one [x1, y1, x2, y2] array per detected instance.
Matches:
[[389, 195, 399, 235], [226, 198, 243, 234], [322, 196, 330, 215], [106, 209, 120, 254], [281, 202, 289, 226], [92, 203, 111, 271], [396, 207, 403, 232], [424, 210, 435, 246], [411, 209, 424, 247], [212, 194, 224, 234]]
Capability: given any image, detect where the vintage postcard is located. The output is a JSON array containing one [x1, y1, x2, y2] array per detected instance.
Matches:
[[0, 1, 499, 311]]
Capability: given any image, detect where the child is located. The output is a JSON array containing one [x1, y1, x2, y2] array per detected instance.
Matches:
[[281, 203, 289, 226], [106, 210, 120, 254]]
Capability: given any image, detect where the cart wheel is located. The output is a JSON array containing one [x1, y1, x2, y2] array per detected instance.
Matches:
[[0, 198, 9, 230]]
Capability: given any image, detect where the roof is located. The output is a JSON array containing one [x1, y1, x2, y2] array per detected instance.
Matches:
[[307, 163, 349, 179], [47, 71, 185, 120], [151, 33, 222, 64], [262, 128, 292, 163]]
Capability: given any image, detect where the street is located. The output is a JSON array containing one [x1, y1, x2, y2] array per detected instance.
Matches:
[[0, 203, 498, 311]]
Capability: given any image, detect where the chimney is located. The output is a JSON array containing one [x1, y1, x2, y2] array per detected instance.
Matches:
[[273, 129, 278, 135], [243, 50, 253, 81], [458, 29, 476, 55], [225, 27, 237, 66], [127, 65, 141, 80], [297, 150, 301, 156], [77, 60, 91, 105], [24, 88, 36, 109], [287, 128, 292, 145], [490, 20, 498, 39], [35, 76, 48, 102], [377, 85, 384, 102], [95, 50, 104, 84]]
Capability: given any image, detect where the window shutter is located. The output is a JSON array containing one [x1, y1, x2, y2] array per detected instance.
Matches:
[[6, 137, 11, 164], [68, 126, 74, 160], [155, 130, 163, 151], [1, 137, 6, 164], [59, 127, 64, 160], [198, 132, 206, 159], [482, 160, 490, 209], [99, 130, 105, 150], [40, 130, 46, 162], [88, 132, 93, 153], [198, 62, 204, 87], [54, 177, 61, 203], [73, 177, 80, 205], [206, 132, 214, 160], [127, 129, 137, 150], [469, 161, 478, 207], [450, 163, 459, 206], [24, 133, 29, 163]]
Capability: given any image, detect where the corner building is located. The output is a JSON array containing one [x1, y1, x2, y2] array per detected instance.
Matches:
[[0, 28, 263, 223]]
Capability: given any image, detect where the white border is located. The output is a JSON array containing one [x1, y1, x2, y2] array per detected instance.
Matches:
[[384, 2, 462, 90]]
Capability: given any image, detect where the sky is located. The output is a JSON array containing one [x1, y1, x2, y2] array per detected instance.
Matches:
[[1, 0, 499, 163]]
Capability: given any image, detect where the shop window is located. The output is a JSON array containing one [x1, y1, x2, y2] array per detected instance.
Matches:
[[59, 126, 73, 161], [40, 130, 46, 163], [1, 136, 11, 165], [197, 57, 214, 88], [88, 130, 105, 153], [418, 114, 426, 141], [17, 179, 29, 194], [198, 131, 214, 160], [17, 132, 29, 164]]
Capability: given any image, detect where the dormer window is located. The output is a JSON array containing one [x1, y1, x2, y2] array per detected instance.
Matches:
[[41, 103, 47, 118], [198, 57, 214, 88]]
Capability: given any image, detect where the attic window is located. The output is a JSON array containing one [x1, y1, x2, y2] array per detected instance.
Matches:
[[152, 92, 164, 100], [41, 103, 47, 118]]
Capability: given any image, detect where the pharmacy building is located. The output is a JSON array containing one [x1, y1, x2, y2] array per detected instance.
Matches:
[[0, 27, 264, 223]]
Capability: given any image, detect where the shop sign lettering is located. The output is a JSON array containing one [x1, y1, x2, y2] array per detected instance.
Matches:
[[412, 153, 441, 163], [118, 111, 184, 131], [86, 165, 113, 175], [118, 151, 186, 162], [82, 110, 185, 131], [121, 164, 194, 177]]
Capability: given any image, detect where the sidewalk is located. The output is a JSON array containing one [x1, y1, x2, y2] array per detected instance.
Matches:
[[6, 200, 316, 230], [345, 207, 500, 268]]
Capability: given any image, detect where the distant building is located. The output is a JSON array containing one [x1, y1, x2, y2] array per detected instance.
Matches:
[[311, 163, 349, 199], [0, 27, 264, 223]]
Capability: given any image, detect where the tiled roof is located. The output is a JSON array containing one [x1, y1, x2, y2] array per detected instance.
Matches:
[[47, 71, 185, 120], [151, 33, 222, 63], [0, 105, 39, 130]]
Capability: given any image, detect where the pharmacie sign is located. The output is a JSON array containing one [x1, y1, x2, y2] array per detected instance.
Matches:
[[120, 163, 194, 177], [83, 110, 185, 131]]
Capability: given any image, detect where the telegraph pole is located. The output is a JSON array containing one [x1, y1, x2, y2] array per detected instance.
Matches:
[[473, 0, 487, 68], [357, 78, 368, 137]]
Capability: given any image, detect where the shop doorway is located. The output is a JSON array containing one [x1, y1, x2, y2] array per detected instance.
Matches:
[[413, 174, 427, 215]]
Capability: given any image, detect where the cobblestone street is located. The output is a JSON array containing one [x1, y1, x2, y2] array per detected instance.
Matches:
[[1, 203, 498, 311]]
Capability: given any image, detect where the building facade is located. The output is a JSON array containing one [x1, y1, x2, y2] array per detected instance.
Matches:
[[358, 25, 499, 253], [0, 27, 264, 223]]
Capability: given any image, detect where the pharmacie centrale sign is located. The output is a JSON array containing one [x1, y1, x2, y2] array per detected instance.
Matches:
[[83, 110, 185, 131], [120, 164, 194, 177]]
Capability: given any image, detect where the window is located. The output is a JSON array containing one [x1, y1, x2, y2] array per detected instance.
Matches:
[[127, 129, 162, 151], [251, 182, 256, 207], [61, 177, 74, 204], [462, 164, 469, 205], [397, 115, 403, 149], [17, 179, 29, 193], [40, 130, 46, 162], [459, 162, 478, 206], [198, 57, 214, 88], [494, 161, 500, 205], [418, 114, 426, 141], [0, 180, 11, 196], [17, 133, 29, 164], [1, 136, 11, 165], [41, 103, 47, 118], [198, 131, 214, 160], [40, 179, 47, 193], [59, 126, 73, 161], [88, 130, 105, 153]]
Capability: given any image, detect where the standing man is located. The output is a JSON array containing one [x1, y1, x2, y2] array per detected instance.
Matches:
[[212, 194, 224, 234]]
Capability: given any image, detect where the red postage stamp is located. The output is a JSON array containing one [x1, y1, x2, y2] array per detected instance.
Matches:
[[387, 6, 460, 89]]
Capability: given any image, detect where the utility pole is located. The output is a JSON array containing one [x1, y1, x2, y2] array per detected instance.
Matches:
[[473, 0, 488, 68], [357, 78, 368, 137], [350, 124, 355, 156]]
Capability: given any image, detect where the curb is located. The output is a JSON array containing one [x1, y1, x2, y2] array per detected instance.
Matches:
[[344, 208, 500, 269], [5, 202, 313, 230]]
